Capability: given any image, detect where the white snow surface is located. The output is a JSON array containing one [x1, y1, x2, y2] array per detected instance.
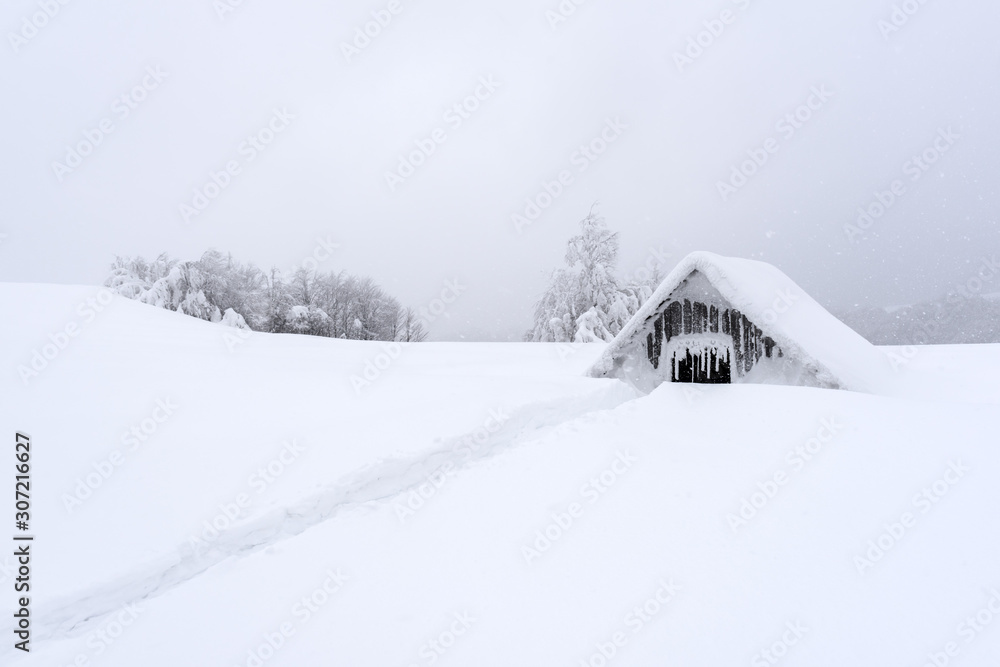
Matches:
[[2, 283, 1000, 666], [589, 251, 890, 393]]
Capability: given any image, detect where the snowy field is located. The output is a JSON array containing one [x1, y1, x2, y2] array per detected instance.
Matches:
[[3, 284, 1000, 666]]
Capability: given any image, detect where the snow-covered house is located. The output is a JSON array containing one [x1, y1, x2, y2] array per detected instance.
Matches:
[[587, 252, 887, 393]]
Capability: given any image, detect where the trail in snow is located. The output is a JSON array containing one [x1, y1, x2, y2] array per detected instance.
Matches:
[[20, 382, 638, 648]]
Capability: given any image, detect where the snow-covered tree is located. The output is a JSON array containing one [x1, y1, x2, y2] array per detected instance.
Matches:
[[104, 250, 420, 342], [105, 253, 177, 299], [106, 251, 262, 325], [106, 257, 223, 323], [195, 250, 268, 327], [574, 307, 612, 343], [526, 267, 577, 342], [221, 308, 251, 329], [396, 307, 428, 342], [527, 207, 652, 342], [285, 304, 332, 337]]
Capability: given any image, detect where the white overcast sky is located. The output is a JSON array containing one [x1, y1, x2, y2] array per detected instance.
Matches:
[[2, 0, 998, 340]]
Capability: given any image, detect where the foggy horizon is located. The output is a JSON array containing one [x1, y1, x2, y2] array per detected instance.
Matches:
[[3, 0, 998, 341]]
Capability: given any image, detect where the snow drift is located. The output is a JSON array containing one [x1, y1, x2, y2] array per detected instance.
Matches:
[[2, 283, 999, 666]]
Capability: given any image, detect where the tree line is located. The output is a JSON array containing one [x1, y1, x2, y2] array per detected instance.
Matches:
[[105, 209, 663, 344], [105, 249, 426, 341]]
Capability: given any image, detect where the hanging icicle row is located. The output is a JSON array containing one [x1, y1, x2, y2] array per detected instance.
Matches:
[[644, 298, 784, 381]]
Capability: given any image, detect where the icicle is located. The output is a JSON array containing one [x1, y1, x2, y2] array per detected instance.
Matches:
[[730, 310, 743, 375], [742, 316, 752, 374], [653, 317, 663, 368]]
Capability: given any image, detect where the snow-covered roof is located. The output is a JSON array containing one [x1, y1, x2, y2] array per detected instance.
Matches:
[[588, 251, 888, 393]]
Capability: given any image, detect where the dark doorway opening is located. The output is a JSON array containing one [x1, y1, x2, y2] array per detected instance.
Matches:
[[673, 348, 732, 384]]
